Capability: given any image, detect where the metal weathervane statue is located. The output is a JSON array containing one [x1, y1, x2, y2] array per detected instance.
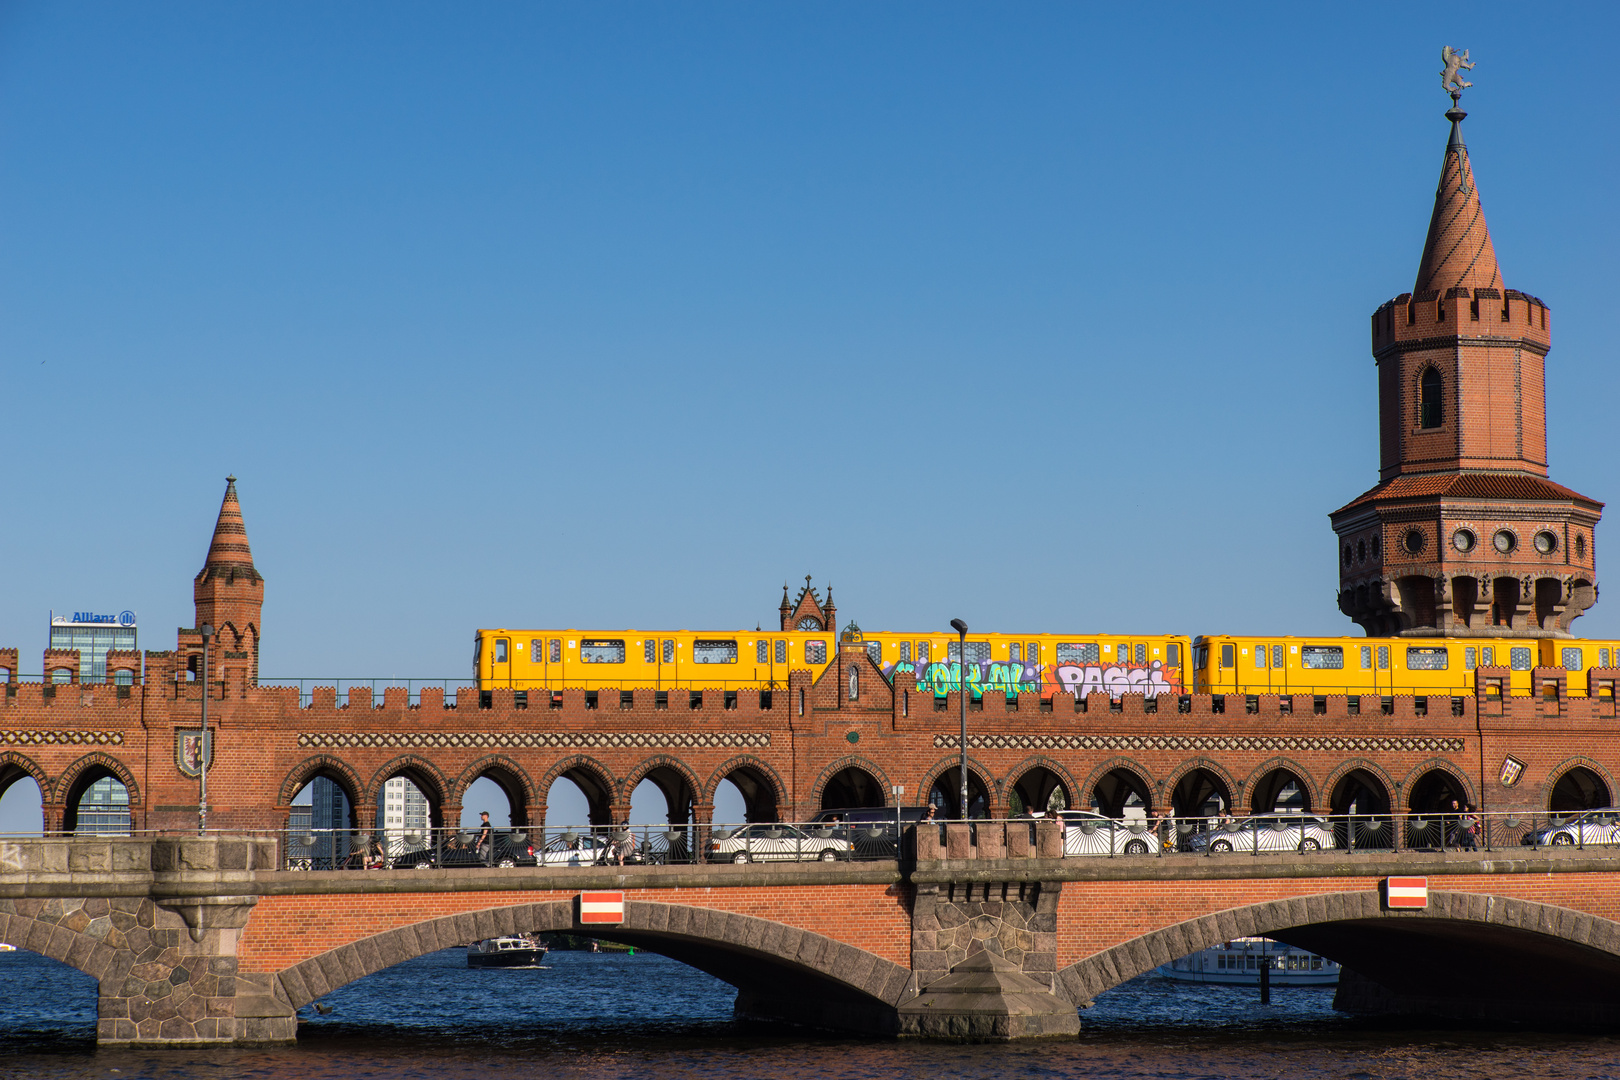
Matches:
[[1441, 45, 1475, 100]]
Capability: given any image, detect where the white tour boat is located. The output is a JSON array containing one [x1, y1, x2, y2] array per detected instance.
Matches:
[[1157, 936, 1338, 986], [466, 935, 547, 968]]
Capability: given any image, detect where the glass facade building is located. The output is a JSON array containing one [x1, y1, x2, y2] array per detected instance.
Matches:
[[48, 612, 138, 683]]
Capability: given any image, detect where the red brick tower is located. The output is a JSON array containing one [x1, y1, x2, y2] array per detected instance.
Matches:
[[1331, 95, 1601, 637], [192, 475, 265, 683]]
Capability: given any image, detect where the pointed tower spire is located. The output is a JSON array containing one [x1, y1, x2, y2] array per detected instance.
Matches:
[[1413, 103, 1501, 297], [193, 476, 265, 684], [199, 475, 260, 582]]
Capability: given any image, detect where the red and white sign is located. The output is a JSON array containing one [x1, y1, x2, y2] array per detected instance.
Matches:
[[1384, 876, 1428, 909], [578, 891, 625, 924]]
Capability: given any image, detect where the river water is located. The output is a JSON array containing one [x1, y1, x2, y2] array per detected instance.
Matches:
[[3, 945, 1619, 1080]]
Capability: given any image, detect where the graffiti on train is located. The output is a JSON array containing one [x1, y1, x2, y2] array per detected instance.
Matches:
[[1047, 660, 1178, 700], [883, 660, 1180, 700], [883, 660, 1042, 698]]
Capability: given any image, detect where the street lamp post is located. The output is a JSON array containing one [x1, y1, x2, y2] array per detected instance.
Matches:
[[199, 623, 213, 835], [950, 618, 968, 819]]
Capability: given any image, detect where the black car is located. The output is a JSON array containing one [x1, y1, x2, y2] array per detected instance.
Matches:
[[391, 832, 537, 869]]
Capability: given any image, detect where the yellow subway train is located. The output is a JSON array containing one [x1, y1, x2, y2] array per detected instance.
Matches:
[[475, 629, 1192, 700], [476, 625, 1620, 701]]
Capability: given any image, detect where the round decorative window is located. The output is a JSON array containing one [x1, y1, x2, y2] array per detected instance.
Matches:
[[1403, 529, 1426, 555], [1535, 531, 1558, 554], [1494, 530, 1517, 554], [1576, 534, 1587, 560], [1453, 529, 1476, 553]]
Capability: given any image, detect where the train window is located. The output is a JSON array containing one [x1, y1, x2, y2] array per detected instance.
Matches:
[[868, 642, 882, 665], [1220, 644, 1235, 669], [900, 641, 912, 663], [1406, 647, 1449, 670], [550, 639, 561, 663], [1361, 646, 1372, 669], [664, 640, 675, 663], [1272, 645, 1284, 669], [1602, 648, 1611, 668], [1563, 648, 1583, 671], [1057, 643, 1100, 664], [495, 639, 508, 664], [693, 640, 738, 664], [1168, 643, 1181, 668], [1465, 647, 1477, 670], [1482, 647, 1494, 667], [474, 637, 481, 667], [1137, 644, 1147, 665], [1028, 642, 1039, 665], [580, 639, 626, 663], [531, 639, 545, 662], [949, 641, 990, 664], [1377, 646, 1389, 670], [1194, 644, 1207, 669], [1302, 646, 1344, 670], [1009, 643, 1021, 663], [1254, 646, 1266, 669], [756, 640, 768, 664], [775, 640, 786, 664], [1510, 647, 1532, 671], [918, 641, 930, 664], [648, 640, 658, 664], [805, 640, 827, 665]]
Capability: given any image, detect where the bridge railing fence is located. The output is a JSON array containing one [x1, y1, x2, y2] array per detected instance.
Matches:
[[214, 809, 1620, 872]]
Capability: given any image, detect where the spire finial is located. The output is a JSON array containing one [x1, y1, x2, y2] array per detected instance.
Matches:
[[1440, 45, 1475, 100]]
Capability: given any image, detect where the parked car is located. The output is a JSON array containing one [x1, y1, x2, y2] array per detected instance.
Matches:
[[538, 832, 616, 867], [1523, 808, 1620, 847], [709, 823, 852, 864], [1182, 814, 1337, 854], [391, 831, 537, 869], [1056, 810, 1157, 856]]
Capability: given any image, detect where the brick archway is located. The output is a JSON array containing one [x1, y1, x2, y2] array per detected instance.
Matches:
[[1240, 757, 1319, 813], [705, 755, 786, 822], [278, 756, 363, 809], [363, 755, 451, 815], [0, 750, 49, 802], [453, 755, 539, 827], [54, 753, 142, 832], [1053, 890, 1620, 1017], [271, 898, 913, 1034]]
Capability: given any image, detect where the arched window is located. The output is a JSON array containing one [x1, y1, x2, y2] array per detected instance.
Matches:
[[1420, 367, 1443, 428], [848, 665, 859, 701]]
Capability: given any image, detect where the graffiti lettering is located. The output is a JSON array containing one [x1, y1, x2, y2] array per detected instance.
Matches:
[[1051, 660, 1175, 700], [883, 660, 1041, 699]]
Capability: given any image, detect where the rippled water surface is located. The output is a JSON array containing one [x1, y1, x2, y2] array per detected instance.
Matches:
[[4, 946, 1619, 1079]]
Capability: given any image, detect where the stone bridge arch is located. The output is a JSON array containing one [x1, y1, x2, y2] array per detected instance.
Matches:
[[271, 898, 913, 1034], [1054, 890, 1620, 1024]]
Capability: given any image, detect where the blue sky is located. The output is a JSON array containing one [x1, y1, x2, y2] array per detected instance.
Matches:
[[2, 5, 1616, 829]]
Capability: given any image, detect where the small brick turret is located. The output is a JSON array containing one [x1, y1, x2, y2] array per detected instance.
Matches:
[[192, 476, 264, 685], [1332, 99, 1602, 637]]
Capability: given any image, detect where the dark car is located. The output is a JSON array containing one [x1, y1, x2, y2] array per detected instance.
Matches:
[[810, 806, 932, 858], [391, 831, 537, 869]]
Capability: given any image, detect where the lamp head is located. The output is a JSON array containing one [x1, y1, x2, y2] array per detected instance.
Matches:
[[949, 618, 968, 635], [200, 623, 214, 642]]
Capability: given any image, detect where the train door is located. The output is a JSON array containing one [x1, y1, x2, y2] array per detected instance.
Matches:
[[490, 636, 511, 688], [1250, 641, 1285, 695]]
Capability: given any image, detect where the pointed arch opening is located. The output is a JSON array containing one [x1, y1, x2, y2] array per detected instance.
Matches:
[[1330, 767, 1394, 850], [1550, 766, 1611, 814], [928, 766, 990, 820], [1419, 366, 1443, 428], [1008, 766, 1070, 817], [819, 766, 885, 813], [1090, 766, 1153, 820], [289, 771, 359, 870]]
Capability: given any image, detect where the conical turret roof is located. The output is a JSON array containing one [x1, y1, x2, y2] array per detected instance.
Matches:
[[197, 475, 262, 583], [1413, 105, 1502, 296]]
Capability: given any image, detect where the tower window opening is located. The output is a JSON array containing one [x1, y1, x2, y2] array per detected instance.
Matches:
[[1469, 299, 1480, 321], [1419, 367, 1443, 428]]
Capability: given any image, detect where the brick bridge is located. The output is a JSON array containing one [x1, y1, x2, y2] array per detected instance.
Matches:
[[4, 480, 1618, 843], [7, 831, 1620, 1045]]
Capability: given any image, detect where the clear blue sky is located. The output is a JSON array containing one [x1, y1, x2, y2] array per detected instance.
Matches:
[[2, 5, 1616, 829]]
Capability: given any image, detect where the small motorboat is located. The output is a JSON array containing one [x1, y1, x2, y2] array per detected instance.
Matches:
[[466, 935, 547, 968]]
